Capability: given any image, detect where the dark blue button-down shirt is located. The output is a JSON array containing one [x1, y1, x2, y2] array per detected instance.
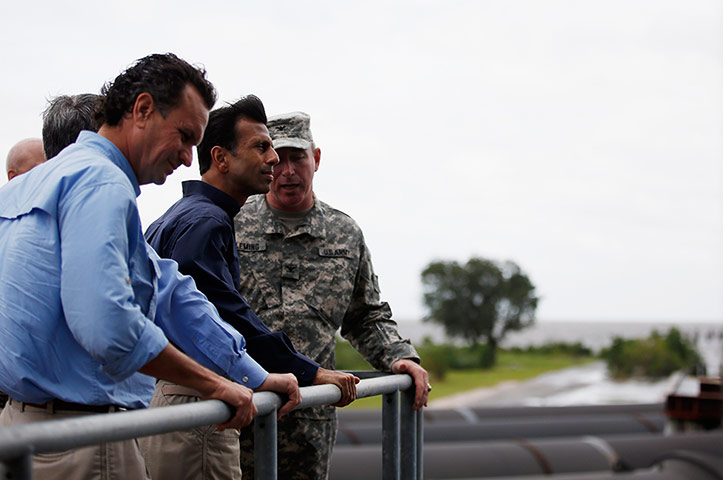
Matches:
[[146, 180, 319, 385]]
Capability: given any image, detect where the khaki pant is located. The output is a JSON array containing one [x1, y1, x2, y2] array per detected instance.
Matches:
[[139, 380, 242, 480], [0, 398, 149, 480]]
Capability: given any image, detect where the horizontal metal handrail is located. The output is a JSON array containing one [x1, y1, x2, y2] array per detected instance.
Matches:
[[0, 374, 413, 460]]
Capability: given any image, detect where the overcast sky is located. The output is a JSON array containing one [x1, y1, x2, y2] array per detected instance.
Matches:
[[1, 0, 721, 323]]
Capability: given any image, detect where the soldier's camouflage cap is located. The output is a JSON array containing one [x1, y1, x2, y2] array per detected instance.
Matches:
[[267, 111, 314, 150]]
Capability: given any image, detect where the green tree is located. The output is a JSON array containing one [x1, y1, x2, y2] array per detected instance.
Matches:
[[601, 327, 705, 379], [421, 257, 538, 367]]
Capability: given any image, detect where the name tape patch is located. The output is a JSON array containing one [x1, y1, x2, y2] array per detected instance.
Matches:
[[319, 247, 351, 258], [238, 241, 267, 252]]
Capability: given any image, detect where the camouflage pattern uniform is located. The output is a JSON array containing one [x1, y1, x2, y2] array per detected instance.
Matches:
[[234, 194, 419, 479]]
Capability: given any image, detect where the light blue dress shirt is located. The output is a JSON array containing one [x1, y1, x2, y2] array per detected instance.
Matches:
[[0, 131, 267, 409]]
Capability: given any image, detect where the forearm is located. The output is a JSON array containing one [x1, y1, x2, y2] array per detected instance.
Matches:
[[342, 260, 419, 370], [140, 343, 261, 430], [138, 344, 226, 398], [343, 311, 420, 371]]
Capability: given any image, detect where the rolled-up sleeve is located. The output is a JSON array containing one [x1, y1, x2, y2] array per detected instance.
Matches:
[[149, 247, 268, 389], [59, 182, 168, 381]]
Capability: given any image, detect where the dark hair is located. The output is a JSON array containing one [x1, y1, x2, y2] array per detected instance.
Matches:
[[197, 95, 267, 175], [42, 94, 102, 159], [98, 53, 216, 127]]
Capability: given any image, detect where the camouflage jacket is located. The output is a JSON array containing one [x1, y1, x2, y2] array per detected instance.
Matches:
[[234, 196, 419, 418]]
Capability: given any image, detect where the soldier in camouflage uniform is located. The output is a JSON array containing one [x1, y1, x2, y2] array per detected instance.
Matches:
[[234, 112, 430, 479]]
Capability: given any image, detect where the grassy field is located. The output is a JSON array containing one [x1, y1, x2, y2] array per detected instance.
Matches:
[[339, 350, 594, 410]]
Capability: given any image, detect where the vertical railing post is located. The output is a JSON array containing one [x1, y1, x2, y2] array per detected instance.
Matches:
[[254, 411, 277, 480], [382, 390, 400, 480], [4, 453, 32, 480], [400, 387, 417, 479], [416, 409, 424, 480]]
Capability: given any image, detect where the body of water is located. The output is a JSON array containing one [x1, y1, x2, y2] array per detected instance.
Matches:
[[395, 319, 723, 377], [396, 319, 722, 406]]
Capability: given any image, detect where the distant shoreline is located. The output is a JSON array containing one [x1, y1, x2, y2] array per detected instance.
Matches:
[[394, 319, 723, 377], [394, 318, 722, 346], [427, 361, 693, 408]]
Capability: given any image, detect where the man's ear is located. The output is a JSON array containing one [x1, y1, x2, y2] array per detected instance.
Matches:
[[210, 145, 229, 173], [132, 92, 155, 128], [7, 169, 17, 181], [313, 147, 321, 172]]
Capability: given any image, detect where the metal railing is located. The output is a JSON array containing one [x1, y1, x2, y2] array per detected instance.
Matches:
[[0, 373, 423, 480]]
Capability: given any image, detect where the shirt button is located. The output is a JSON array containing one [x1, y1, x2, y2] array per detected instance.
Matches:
[[242, 376, 249, 383], [125, 277, 131, 285]]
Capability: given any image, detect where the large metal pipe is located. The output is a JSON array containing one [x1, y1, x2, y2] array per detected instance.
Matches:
[[329, 432, 723, 479], [337, 413, 664, 445], [338, 403, 664, 425], [476, 451, 723, 480], [606, 432, 723, 471]]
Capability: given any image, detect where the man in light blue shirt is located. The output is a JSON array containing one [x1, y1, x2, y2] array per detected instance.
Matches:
[[0, 53, 299, 480]]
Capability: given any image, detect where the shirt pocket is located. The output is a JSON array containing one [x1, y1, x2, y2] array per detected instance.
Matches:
[[237, 241, 280, 313], [247, 270, 281, 313], [304, 246, 357, 327]]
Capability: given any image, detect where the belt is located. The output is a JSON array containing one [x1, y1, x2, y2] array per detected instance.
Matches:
[[9, 397, 127, 414]]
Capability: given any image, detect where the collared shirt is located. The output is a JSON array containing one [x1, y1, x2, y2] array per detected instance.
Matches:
[[146, 181, 319, 385], [0, 132, 267, 409]]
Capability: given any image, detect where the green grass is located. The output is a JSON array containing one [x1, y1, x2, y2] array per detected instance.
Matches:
[[339, 351, 594, 410]]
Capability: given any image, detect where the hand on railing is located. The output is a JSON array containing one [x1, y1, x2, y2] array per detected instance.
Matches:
[[313, 368, 360, 407], [138, 344, 259, 431], [205, 379, 257, 431], [392, 359, 430, 410], [256, 373, 301, 419]]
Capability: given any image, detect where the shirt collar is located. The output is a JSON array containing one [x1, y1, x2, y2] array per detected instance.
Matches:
[[182, 180, 241, 220], [76, 131, 141, 197], [259, 195, 327, 239]]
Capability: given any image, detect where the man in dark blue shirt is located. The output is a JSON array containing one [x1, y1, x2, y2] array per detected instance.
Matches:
[[142, 95, 358, 480]]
